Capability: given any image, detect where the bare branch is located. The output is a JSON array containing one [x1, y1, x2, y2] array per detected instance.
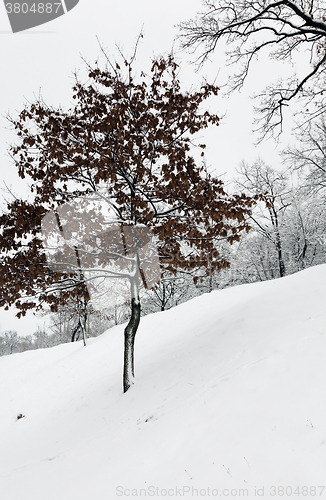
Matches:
[[179, 0, 326, 138]]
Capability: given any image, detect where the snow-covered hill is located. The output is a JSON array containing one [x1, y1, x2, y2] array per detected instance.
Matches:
[[0, 265, 326, 499]]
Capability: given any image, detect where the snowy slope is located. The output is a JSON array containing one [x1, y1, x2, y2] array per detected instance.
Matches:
[[0, 265, 326, 499]]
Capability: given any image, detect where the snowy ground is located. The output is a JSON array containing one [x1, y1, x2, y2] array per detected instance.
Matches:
[[0, 265, 325, 499]]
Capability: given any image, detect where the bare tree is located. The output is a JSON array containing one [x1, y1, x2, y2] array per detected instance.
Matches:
[[232, 159, 326, 279], [142, 274, 196, 313], [179, 0, 326, 137], [284, 118, 326, 193], [230, 232, 282, 282], [281, 193, 326, 271], [0, 330, 18, 355], [235, 159, 291, 277]]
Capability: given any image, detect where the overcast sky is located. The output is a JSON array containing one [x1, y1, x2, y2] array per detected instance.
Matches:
[[0, 0, 296, 334]]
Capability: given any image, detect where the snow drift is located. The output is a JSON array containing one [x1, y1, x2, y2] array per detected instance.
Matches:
[[0, 264, 325, 499]]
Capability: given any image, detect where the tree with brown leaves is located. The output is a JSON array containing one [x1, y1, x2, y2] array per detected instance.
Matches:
[[0, 51, 255, 392]]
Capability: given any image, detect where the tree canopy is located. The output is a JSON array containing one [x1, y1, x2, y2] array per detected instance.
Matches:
[[180, 0, 326, 138]]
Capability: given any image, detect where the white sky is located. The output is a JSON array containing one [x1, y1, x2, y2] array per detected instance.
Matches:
[[0, 0, 300, 334]]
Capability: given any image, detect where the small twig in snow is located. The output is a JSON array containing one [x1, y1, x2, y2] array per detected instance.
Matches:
[[223, 465, 232, 477], [185, 469, 193, 480]]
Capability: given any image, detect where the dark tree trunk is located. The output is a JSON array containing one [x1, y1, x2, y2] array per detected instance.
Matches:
[[81, 311, 87, 346], [275, 233, 286, 278], [161, 281, 166, 311], [71, 298, 88, 346], [269, 205, 286, 278], [123, 266, 141, 393], [123, 297, 141, 393]]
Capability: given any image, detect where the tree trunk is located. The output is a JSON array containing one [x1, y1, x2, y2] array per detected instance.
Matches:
[[81, 311, 87, 347], [270, 206, 286, 278], [161, 281, 166, 311], [275, 234, 286, 278], [123, 267, 141, 393], [123, 297, 141, 393]]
